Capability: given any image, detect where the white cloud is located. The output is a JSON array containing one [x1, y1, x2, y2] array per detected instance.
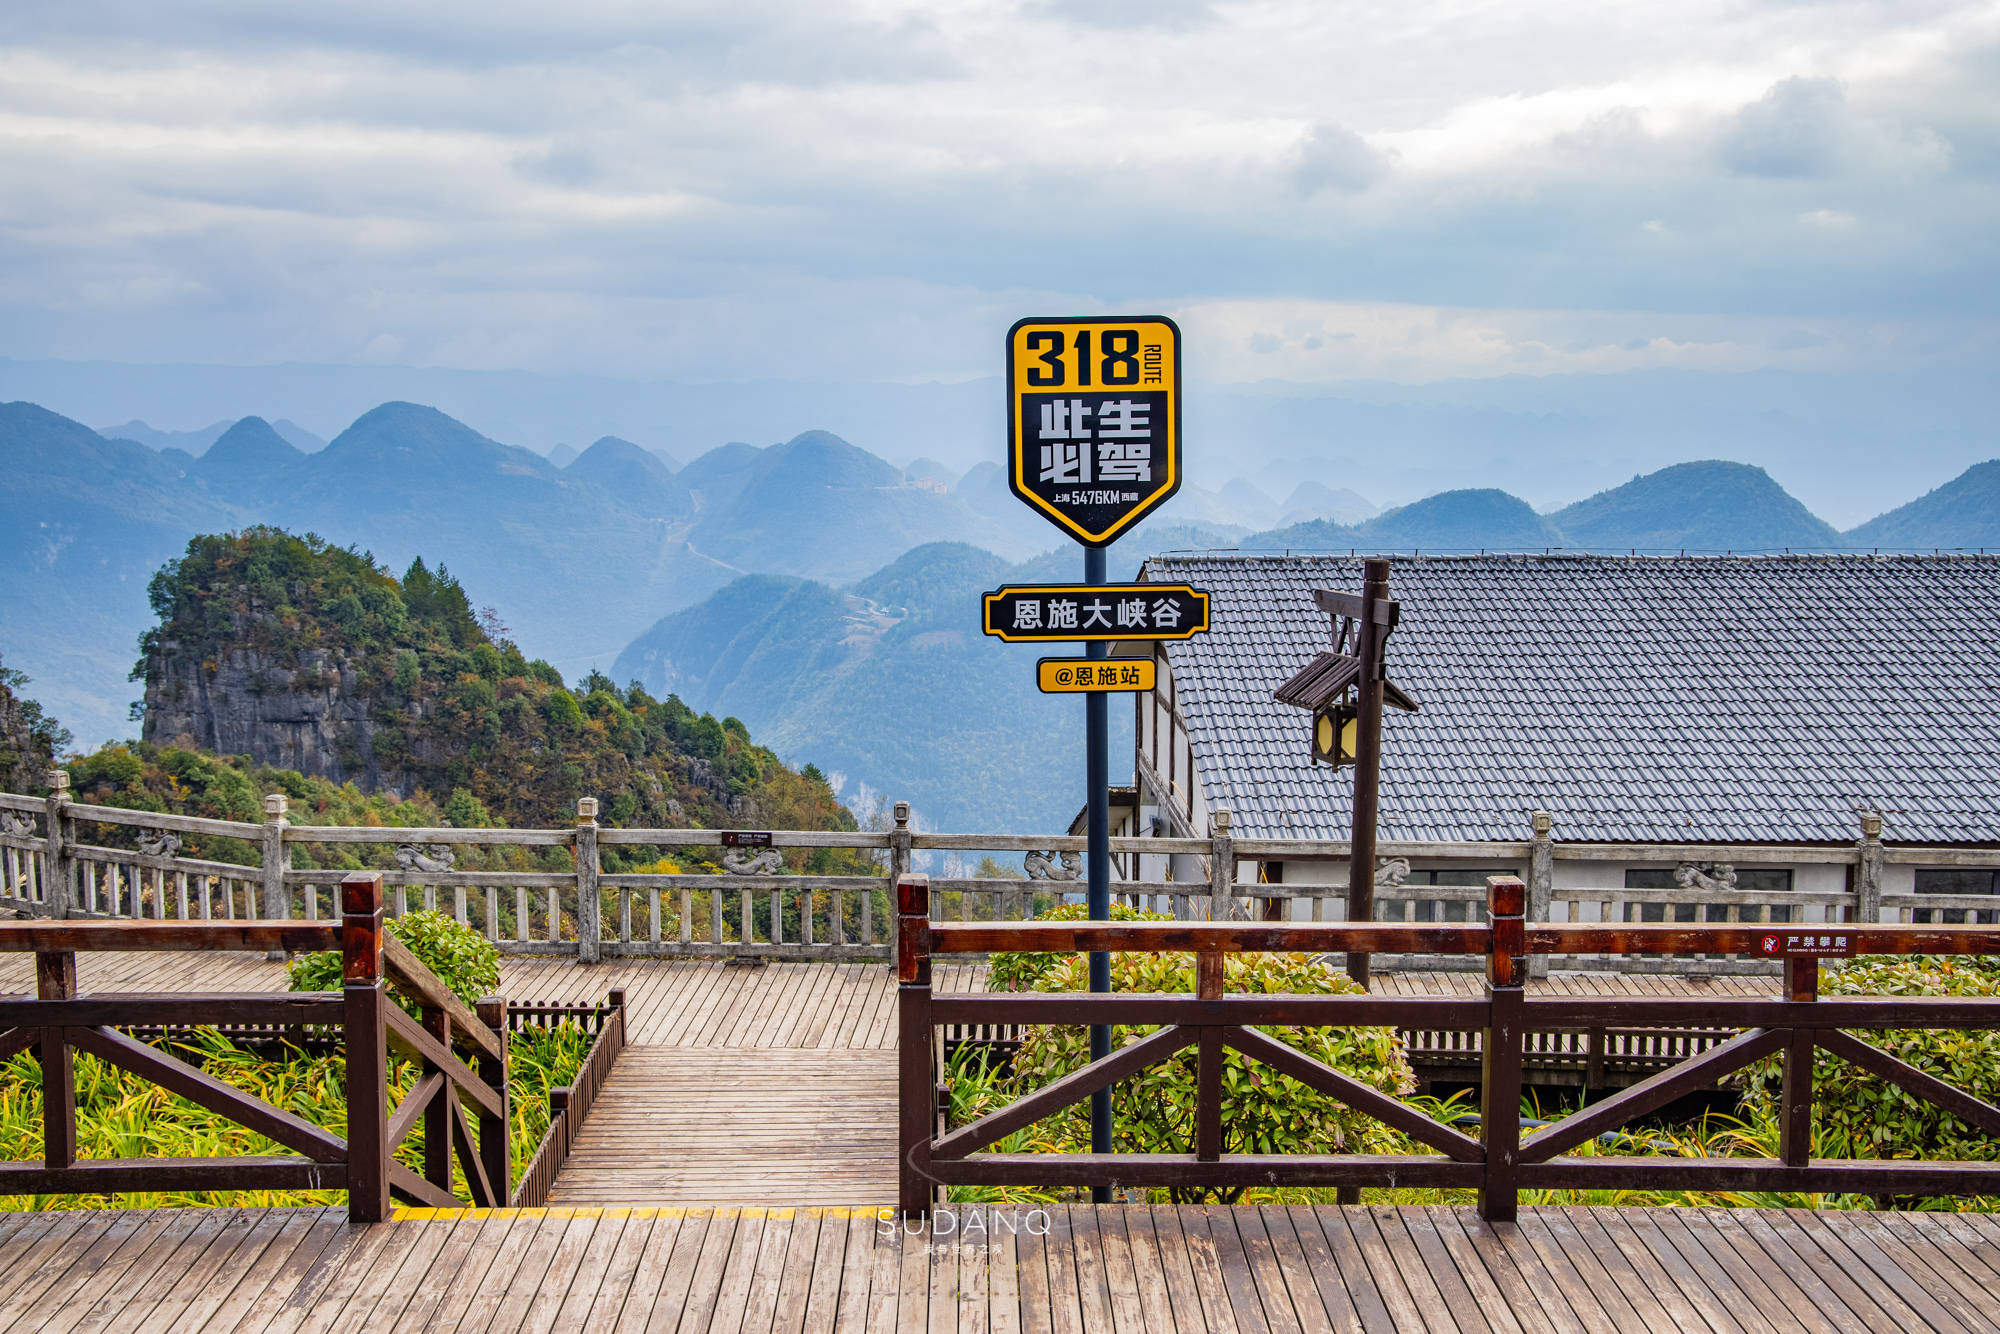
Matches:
[[0, 0, 1995, 382]]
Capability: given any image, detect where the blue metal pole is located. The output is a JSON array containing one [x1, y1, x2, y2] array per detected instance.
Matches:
[[1085, 544, 1112, 1202]]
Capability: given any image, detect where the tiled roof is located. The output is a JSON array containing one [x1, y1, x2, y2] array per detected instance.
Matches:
[[1142, 553, 2000, 845]]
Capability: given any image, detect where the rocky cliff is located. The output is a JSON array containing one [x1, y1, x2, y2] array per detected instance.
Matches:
[[137, 527, 852, 830], [142, 643, 434, 794]]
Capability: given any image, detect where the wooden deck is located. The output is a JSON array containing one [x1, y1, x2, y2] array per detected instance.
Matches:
[[1, 1203, 1996, 1332]]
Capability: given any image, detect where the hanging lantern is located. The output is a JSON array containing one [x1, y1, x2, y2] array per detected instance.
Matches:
[[1312, 699, 1360, 767]]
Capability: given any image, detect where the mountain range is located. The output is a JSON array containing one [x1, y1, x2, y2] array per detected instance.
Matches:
[[3, 393, 1996, 799]]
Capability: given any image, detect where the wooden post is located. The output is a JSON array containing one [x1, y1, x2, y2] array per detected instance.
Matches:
[[896, 872, 933, 1218], [575, 798, 601, 964], [43, 769, 72, 919], [475, 995, 510, 1208], [1527, 811, 1553, 980], [1346, 558, 1391, 990], [1195, 949, 1223, 1163], [37, 949, 77, 1169], [1780, 957, 1817, 1168], [550, 1087, 572, 1151], [1479, 874, 1526, 1223], [1855, 811, 1883, 924], [422, 1000, 452, 1194], [343, 871, 391, 1223]]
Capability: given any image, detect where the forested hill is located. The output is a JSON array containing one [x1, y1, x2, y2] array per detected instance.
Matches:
[[0, 654, 68, 793], [135, 527, 856, 832]]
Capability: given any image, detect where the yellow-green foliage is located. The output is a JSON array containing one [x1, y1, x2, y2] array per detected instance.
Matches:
[[998, 950, 1416, 1202], [0, 1023, 593, 1210]]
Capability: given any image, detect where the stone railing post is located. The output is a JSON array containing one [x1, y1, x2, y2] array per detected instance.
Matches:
[[575, 797, 601, 964], [879, 800, 910, 949], [1527, 810, 1553, 979], [43, 768, 72, 919], [889, 801, 912, 878], [262, 794, 291, 959], [261, 793, 290, 919], [1855, 810, 1883, 924], [1209, 807, 1240, 922]]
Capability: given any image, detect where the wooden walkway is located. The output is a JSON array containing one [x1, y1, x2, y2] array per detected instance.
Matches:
[[1, 1203, 1997, 1333]]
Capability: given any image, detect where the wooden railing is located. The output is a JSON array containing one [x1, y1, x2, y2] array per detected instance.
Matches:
[[896, 873, 2000, 1221], [509, 989, 627, 1209], [5, 780, 1994, 968], [0, 871, 510, 1222]]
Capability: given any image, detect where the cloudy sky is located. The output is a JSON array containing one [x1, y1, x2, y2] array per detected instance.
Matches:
[[3, 0, 1997, 389]]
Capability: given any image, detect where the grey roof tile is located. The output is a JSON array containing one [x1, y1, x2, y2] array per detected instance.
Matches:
[[1143, 552, 2000, 845]]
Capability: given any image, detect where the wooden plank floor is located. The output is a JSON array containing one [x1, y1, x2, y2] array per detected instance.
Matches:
[[549, 1049, 897, 1206], [0, 1203, 1994, 1333]]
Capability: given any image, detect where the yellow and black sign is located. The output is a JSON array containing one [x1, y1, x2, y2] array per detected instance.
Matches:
[[1006, 316, 1181, 546], [1038, 657, 1157, 694], [981, 583, 1210, 643]]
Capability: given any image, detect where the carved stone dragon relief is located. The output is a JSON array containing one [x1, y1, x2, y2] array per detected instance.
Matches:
[[1674, 862, 1738, 892], [395, 844, 457, 874], [723, 847, 784, 875], [1023, 850, 1082, 881], [137, 831, 183, 859]]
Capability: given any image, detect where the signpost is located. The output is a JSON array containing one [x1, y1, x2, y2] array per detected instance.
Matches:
[[981, 584, 1209, 643], [1006, 317, 1182, 546], [992, 315, 1199, 1200], [1036, 658, 1156, 694]]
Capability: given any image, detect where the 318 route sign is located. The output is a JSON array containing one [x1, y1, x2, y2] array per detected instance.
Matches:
[[1007, 316, 1181, 546], [981, 584, 1210, 643]]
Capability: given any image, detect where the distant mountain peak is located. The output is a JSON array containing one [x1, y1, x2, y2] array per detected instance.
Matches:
[[1553, 459, 1839, 552], [201, 416, 304, 470], [1845, 459, 2000, 549], [566, 435, 693, 518]]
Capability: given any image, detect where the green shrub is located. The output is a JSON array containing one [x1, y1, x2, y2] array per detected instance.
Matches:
[[287, 909, 501, 1014], [996, 950, 1416, 1201], [987, 900, 1174, 992], [0, 1020, 596, 1209], [1741, 955, 2000, 1162]]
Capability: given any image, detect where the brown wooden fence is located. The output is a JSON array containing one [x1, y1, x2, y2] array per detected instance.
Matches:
[[508, 988, 627, 1208], [0, 871, 510, 1221], [896, 873, 2000, 1221]]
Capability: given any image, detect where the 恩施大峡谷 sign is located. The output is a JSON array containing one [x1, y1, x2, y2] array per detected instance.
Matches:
[[1036, 658, 1157, 694], [1007, 316, 1181, 546], [981, 584, 1209, 643]]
